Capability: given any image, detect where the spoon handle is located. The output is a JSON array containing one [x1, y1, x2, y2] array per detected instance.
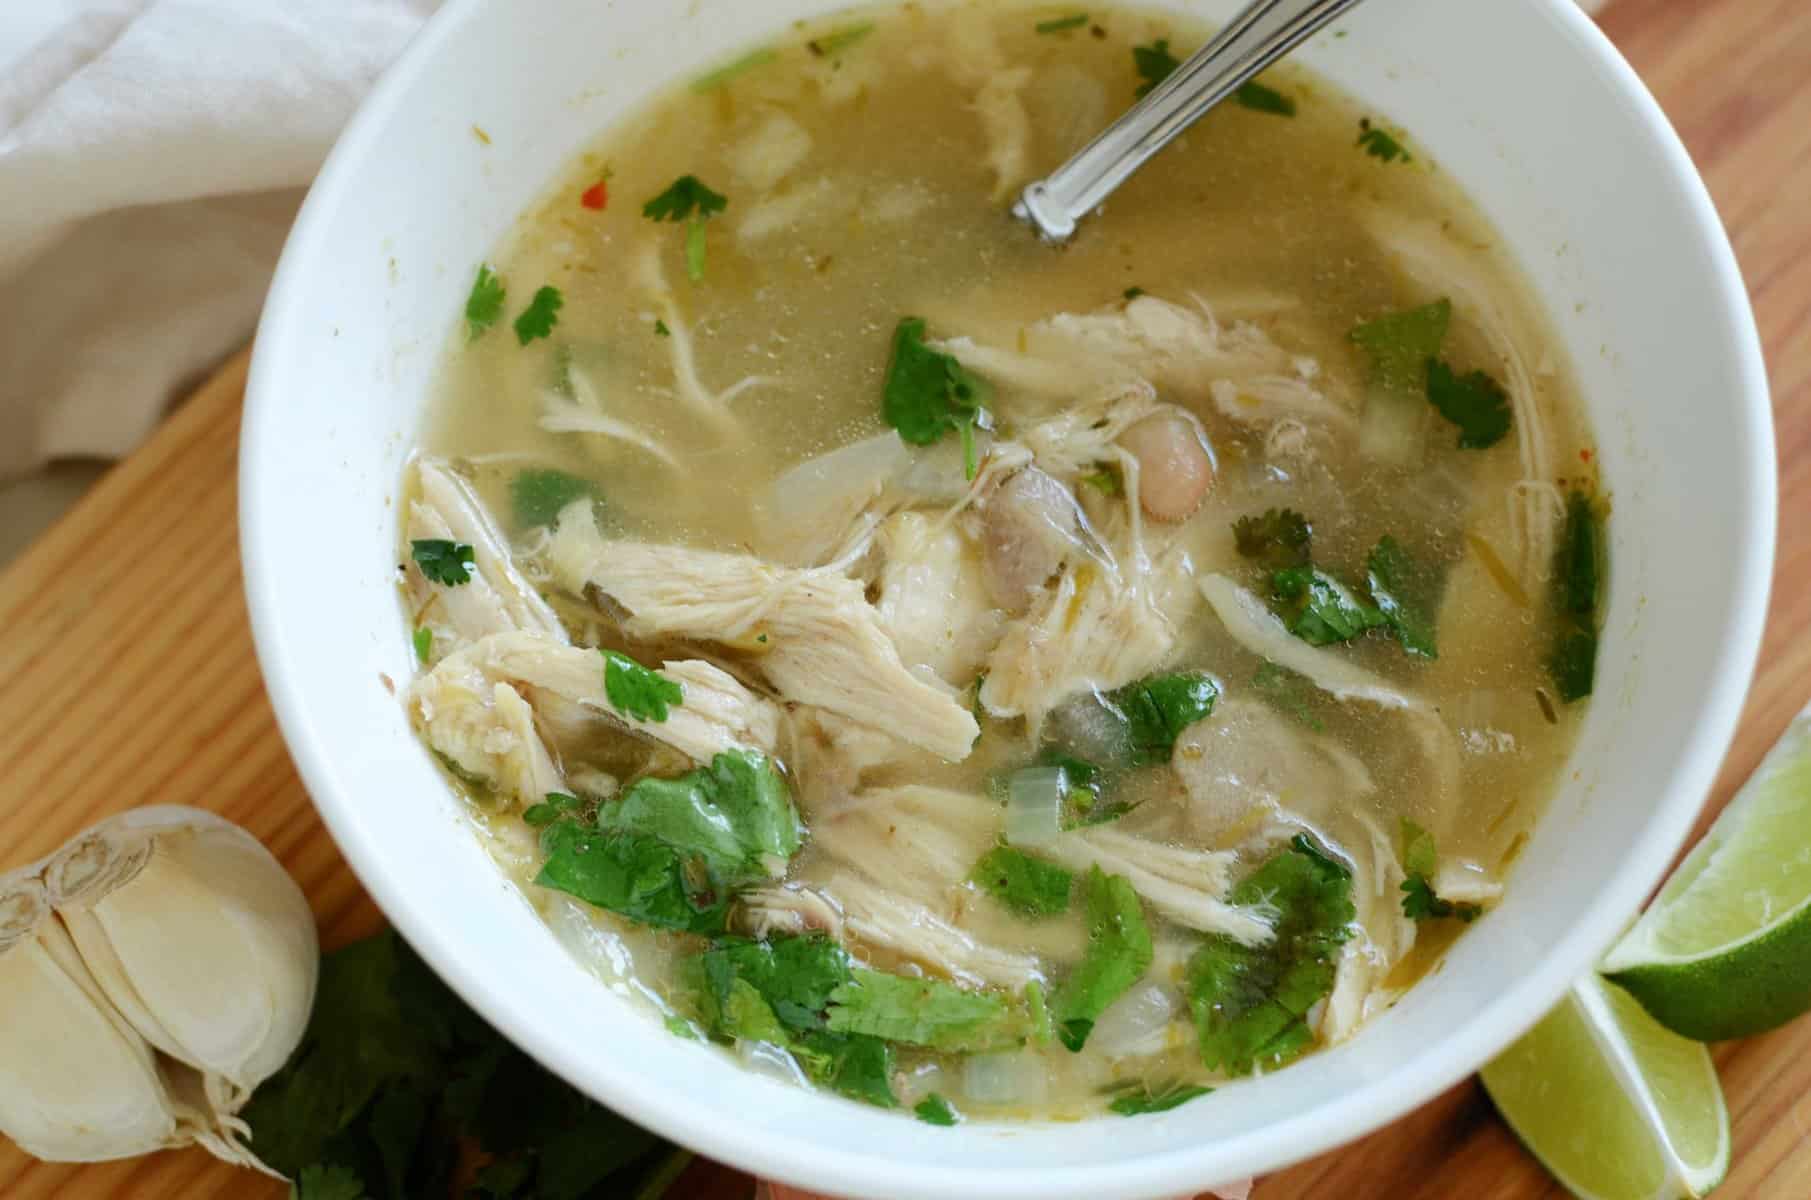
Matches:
[[1014, 0, 1369, 241]]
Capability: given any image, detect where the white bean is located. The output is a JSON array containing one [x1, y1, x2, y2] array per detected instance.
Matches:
[[1119, 409, 1215, 522]]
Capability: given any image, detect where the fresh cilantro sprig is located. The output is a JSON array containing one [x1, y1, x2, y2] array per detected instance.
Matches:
[[464, 264, 507, 342], [512, 286, 564, 345], [601, 649, 685, 723], [1052, 867, 1153, 1051], [1255, 528, 1442, 657], [1356, 117, 1412, 162], [1427, 360, 1512, 449], [1187, 835, 1355, 1074], [1233, 507, 1312, 568], [1549, 492, 1604, 701], [643, 175, 729, 282], [411, 538, 475, 586], [1107, 1081, 1213, 1116], [971, 846, 1074, 918], [1271, 566, 1386, 645], [914, 1094, 961, 1125], [1104, 672, 1220, 766], [1365, 535, 1439, 657], [881, 317, 993, 479], [510, 468, 597, 529]]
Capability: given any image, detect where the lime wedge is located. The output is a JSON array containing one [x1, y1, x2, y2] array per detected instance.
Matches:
[[1603, 708, 1811, 1040], [1481, 974, 1728, 1200]]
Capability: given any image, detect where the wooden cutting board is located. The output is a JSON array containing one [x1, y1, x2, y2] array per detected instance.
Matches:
[[2, 0, 1807, 1194]]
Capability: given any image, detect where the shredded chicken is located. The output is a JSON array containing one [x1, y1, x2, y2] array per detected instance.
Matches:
[[408, 654, 564, 807], [406, 459, 564, 653], [547, 505, 979, 760], [632, 243, 772, 433], [943, 12, 1031, 201], [540, 366, 680, 467], [873, 512, 1003, 685], [1039, 828, 1273, 946], [735, 884, 845, 941], [825, 869, 1043, 989]]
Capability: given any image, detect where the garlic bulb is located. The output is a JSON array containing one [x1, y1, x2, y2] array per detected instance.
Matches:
[[0, 807, 317, 1169]]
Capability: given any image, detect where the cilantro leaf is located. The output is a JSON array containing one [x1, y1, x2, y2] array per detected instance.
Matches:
[[643, 175, 729, 223], [410, 538, 475, 586], [881, 317, 993, 476], [693, 935, 853, 1034], [796, 1031, 897, 1107], [1427, 359, 1512, 449], [1398, 820, 1484, 925], [595, 749, 802, 884], [1108, 1081, 1213, 1116], [1251, 660, 1324, 731], [1271, 566, 1386, 645], [1365, 535, 1440, 657], [1356, 117, 1412, 163], [1551, 628, 1597, 703], [1036, 13, 1089, 34], [654, 318, 671, 337], [601, 649, 685, 723], [464, 264, 506, 342], [971, 846, 1074, 918], [1351, 300, 1451, 400], [512, 285, 564, 345], [1103, 671, 1219, 766], [1186, 835, 1355, 1075], [509, 468, 597, 529], [1400, 817, 1438, 879], [915, 1093, 961, 1125], [1122, 286, 1146, 301], [294, 1164, 369, 1200], [1233, 508, 1312, 568], [522, 791, 580, 828], [808, 23, 875, 55], [1053, 867, 1154, 1051], [1132, 38, 1179, 98], [1233, 80, 1295, 116], [411, 626, 433, 665], [827, 969, 1015, 1050], [535, 823, 731, 933]]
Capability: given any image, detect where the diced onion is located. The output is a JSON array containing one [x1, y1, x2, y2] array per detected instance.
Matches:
[[1045, 692, 1132, 767], [1357, 386, 1427, 466], [1005, 766, 1067, 847], [962, 1051, 1048, 1108], [1086, 981, 1181, 1059]]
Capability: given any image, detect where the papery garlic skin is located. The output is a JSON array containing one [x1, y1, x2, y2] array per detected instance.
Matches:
[[0, 871, 189, 1163], [44, 806, 319, 1145]]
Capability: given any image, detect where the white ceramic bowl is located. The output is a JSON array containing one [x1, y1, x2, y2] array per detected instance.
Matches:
[[241, 1, 1774, 1196]]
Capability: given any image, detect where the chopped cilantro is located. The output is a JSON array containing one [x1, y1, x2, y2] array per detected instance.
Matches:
[[1251, 660, 1325, 732], [1401, 817, 1438, 878], [536, 824, 731, 933], [881, 317, 992, 478], [827, 969, 1014, 1050], [1549, 493, 1603, 701], [1427, 359, 1512, 449], [595, 749, 802, 884], [808, 22, 875, 55], [1122, 285, 1146, 300], [1080, 465, 1122, 495], [1233, 507, 1312, 568], [689, 47, 778, 92], [410, 538, 475, 586], [411, 626, 433, 664], [694, 935, 852, 1034], [464, 264, 507, 342], [971, 846, 1074, 918], [797, 1031, 897, 1107], [1053, 867, 1153, 1051], [509, 467, 597, 529], [644, 175, 729, 282], [1233, 79, 1295, 117], [1187, 835, 1355, 1074], [512, 285, 563, 345], [654, 318, 671, 337], [1398, 822, 1484, 921], [1365, 535, 1439, 657], [1036, 13, 1090, 33], [1356, 117, 1412, 163], [522, 791, 580, 828], [601, 649, 685, 723], [915, 1093, 960, 1126], [1351, 299, 1451, 400], [1108, 1081, 1212, 1116], [1271, 565, 1386, 645], [1104, 672, 1220, 766], [1132, 38, 1180, 97]]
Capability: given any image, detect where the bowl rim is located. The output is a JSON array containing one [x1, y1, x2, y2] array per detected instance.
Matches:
[[240, 0, 1775, 1195]]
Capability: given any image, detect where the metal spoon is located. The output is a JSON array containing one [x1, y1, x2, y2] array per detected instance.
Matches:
[[1013, 0, 1370, 242]]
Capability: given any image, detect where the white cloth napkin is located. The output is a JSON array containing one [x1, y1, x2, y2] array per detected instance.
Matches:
[[0, 0, 436, 482]]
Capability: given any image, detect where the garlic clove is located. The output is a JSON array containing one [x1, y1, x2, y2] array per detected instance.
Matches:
[[0, 871, 188, 1163], [44, 807, 319, 1127]]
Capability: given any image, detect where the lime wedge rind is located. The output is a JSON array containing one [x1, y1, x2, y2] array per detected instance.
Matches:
[[1482, 975, 1729, 1200], [1604, 709, 1811, 1040]]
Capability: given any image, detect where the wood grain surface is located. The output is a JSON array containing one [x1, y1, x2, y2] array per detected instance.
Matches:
[[2, 0, 1807, 1195]]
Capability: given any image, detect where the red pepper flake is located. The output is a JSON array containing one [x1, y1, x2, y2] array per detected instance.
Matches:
[[580, 180, 608, 211], [1579, 447, 1594, 463]]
